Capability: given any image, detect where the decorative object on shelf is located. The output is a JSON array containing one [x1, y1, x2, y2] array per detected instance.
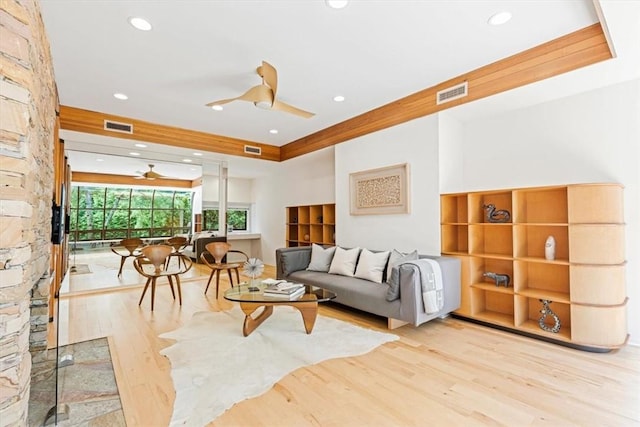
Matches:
[[350, 163, 410, 215], [483, 272, 510, 287], [317, 216, 323, 223], [545, 235, 556, 260], [291, 217, 297, 224], [538, 299, 561, 333], [243, 258, 264, 285], [482, 204, 511, 223], [303, 234, 310, 241]]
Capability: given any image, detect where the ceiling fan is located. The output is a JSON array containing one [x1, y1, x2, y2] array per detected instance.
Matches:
[[134, 164, 169, 180], [206, 61, 315, 119]]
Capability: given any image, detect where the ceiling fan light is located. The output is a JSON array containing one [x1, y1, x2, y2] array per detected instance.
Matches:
[[488, 11, 512, 26], [254, 100, 272, 110], [211, 105, 223, 111], [128, 17, 152, 31], [326, 0, 349, 9]]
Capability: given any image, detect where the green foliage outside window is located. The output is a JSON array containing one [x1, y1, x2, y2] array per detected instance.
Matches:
[[203, 208, 247, 231], [69, 185, 193, 241]]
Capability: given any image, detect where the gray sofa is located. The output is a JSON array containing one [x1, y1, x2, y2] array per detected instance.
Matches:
[[276, 246, 461, 329]]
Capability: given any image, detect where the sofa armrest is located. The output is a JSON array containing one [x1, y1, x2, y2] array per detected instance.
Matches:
[[276, 246, 312, 279], [397, 256, 461, 326]]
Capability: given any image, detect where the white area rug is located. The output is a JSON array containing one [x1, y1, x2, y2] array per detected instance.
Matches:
[[159, 307, 398, 426]]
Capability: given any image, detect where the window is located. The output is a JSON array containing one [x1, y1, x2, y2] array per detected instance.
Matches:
[[69, 185, 193, 241], [202, 205, 249, 231]]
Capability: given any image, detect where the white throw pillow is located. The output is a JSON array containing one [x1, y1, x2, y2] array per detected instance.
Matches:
[[328, 247, 361, 277], [354, 249, 390, 283], [307, 244, 336, 272]]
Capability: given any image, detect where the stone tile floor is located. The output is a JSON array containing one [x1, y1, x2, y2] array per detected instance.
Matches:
[[28, 338, 124, 426]]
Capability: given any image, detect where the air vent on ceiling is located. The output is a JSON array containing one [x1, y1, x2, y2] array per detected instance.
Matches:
[[244, 145, 262, 155], [436, 82, 468, 105], [104, 119, 133, 134]]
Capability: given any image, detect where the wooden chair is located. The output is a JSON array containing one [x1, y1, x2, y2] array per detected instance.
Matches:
[[200, 242, 249, 298], [133, 244, 193, 310], [165, 236, 189, 269], [111, 238, 145, 277]]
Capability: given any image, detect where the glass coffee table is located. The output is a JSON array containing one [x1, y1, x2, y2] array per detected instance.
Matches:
[[224, 282, 336, 336]]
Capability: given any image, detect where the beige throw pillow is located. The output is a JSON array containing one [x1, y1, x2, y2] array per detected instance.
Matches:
[[354, 249, 390, 283], [328, 247, 361, 277]]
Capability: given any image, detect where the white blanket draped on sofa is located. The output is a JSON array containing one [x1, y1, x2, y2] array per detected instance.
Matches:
[[405, 259, 444, 314]]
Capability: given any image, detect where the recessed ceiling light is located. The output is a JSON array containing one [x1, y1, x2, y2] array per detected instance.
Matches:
[[96, 158, 104, 162], [488, 11, 512, 26], [193, 152, 203, 156], [134, 143, 147, 148], [326, 0, 349, 9], [113, 93, 128, 100], [211, 105, 223, 111], [333, 95, 345, 102], [129, 152, 140, 156], [183, 159, 192, 163], [269, 129, 278, 134], [128, 17, 152, 31]]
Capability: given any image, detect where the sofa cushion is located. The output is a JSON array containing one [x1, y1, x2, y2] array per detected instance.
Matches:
[[354, 249, 390, 283], [385, 249, 419, 301], [307, 244, 336, 272], [329, 247, 360, 277]]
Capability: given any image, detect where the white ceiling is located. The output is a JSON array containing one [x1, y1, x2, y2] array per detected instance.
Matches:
[[39, 0, 640, 179]]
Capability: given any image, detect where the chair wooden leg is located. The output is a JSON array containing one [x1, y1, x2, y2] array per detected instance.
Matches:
[[234, 268, 240, 286], [226, 269, 234, 288], [175, 275, 182, 305], [205, 270, 216, 294], [139, 278, 151, 306], [168, 276, 176, 300], [216, 269, 222, 299], [118, 257, 127, 277], [151, 278, 157, 311]]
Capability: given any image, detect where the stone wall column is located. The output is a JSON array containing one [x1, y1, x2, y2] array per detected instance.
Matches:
[[0, 0, 58, 425]]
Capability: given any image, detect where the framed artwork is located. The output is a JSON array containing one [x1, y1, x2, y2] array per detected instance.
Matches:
[[349, 163, 410, 215]]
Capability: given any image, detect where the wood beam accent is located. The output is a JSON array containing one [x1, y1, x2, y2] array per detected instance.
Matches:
[[59, 106, 281, 162], [72, 171, 194, 189], [281, 23, 612, 161]]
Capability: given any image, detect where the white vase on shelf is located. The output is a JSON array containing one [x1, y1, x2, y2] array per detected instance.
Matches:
[[545, 235, 556, 260]]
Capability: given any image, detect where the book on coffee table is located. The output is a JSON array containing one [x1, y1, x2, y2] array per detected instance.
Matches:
[[263, 287, 305, 300], [264, 282, 304, 294]]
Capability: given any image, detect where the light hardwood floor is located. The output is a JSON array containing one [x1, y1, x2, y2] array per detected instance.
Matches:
[[53, 254, 640, 427]]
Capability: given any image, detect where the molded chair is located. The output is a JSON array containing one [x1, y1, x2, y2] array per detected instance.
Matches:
[[133, 244, 193, 310], [111, 238, 145, 277], [200, 242, 249, 298], [165, 236, 189, 269]]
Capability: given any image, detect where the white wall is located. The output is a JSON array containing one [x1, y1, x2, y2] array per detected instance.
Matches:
[[442, 79, 640, 345], [201, 176, 254, 204], [253, 147, 335, 264], [334, 115, 441, 255]]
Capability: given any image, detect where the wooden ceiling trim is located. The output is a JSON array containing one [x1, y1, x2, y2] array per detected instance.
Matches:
[[59, 106, 281, 161], [72, 171, 194, 189], [280, 23, 611, 161]]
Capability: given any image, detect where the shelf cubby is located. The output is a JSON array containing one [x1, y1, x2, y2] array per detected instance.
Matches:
[[441, 224, 469, 254], [469, 256, 513, 288], [471, 288, 514, 327], [514, 261, 570, 303], [515, 296, 572, 341], [441, 194, 468, 224], [469, 191, 512, 224], [513, 224, 568, 262], [513, 187, 567, 223], [469, 224, 512, 257]]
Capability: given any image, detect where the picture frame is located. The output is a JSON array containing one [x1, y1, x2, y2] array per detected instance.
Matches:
[[349, 163, 410, 215]]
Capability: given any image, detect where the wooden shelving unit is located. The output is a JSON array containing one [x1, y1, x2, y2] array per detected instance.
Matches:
[[441, 183, 627, 351], [286, 203, 335, 247]]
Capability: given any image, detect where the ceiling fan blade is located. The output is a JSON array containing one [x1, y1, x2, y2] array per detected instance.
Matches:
[[206, 84, 273, 107], [257, 60, 278, 97], [272, 100, 315, 118]]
